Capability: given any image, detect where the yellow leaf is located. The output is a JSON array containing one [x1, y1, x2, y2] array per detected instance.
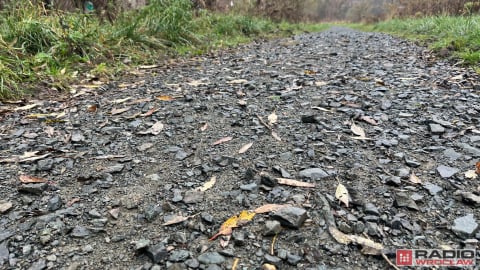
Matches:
[[197, 176, 216, 192], [209, 210, 256, 241], [335, 183, 350, 207], [238, 142, 253, 154], [157, 95, 174, 101]]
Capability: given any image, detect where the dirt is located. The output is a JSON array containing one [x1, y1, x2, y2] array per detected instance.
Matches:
[[1, 27, 480, 270]]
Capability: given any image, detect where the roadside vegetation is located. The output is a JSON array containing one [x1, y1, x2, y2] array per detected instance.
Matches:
[[1, 0, 480, 100]]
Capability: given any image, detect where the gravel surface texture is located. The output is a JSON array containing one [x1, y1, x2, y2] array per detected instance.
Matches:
[[1, 27, 480, 269]]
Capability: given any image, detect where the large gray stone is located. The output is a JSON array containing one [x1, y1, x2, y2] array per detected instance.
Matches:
[[298, 168, 328, 180], [452, 214, 478, 238]]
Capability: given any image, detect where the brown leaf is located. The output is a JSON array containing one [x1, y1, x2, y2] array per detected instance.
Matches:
[[19, 175, 47, 183], [110, 107, 131, 115], [254, 204, 290, 214], [335, 183, 350, 207], [476, 161, 480, 174], [66, 197, 81, 207], [162, 215, 191, 226], [238, 142, 253, 154], [219, 235, 231, 248], [141, 107, 158, 117], [197, 176, 216, 192], [360, 116, 378, 126], [86, 104, 98, 112], [409, 172, 422, 184], [276, 178, 315, 188], [213, 136, 233, 145]]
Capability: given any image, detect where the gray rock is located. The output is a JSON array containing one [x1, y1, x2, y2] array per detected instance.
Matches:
[[168, 250, 190, 262], [452, 214, 479, 238], [263, 220, 282, 236], [37, 159, 54, 171], [404, 156, 421, 168], [71, 131, 85, 142], [337, 221, 353, 233], [298, 168, 328, 180], [103, 163, 124, 173], [17, 183, 48, 195], [437, 165, 459, 178], [197, 252, 225, 264], [47, 194, 62, 211], [144, 205, 160, 222], [134, 239, 151, 250], [172, 232, 188, 244], [423, 182, 443, 196], [28, 259, 46, 270], [456, 143, 480, 157], [429, 123, 445, 134], [443, 148, 462, 161], [272, 206, 307, 229], [175, 150, 188, 161], [363, 203, 380, 216], [0, 241, 8, 265], [395, 167, 410, 179], [287, 253, 302, 265], [264, 254, 282, 264], [185, 258, 199, 268], [240, 182, 257, 191], [205, 265, 222, 270], [182, 191, 203, 204], [22, 245, 32, 256], [172, 189, 183, 202], [138, 143, 154, 152], [70, 226, 90, 238], [394, 193, 419, 210], [145, 244, 168, 263], [385, 176, 401, 186]]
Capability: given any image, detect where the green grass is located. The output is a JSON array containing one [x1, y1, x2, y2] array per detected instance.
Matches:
[[0, 0, 330, 100], [352, 16, 480, 66]]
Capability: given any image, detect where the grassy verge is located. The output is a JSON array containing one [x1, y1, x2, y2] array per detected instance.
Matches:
[[0, 0, 330, 100], [351, 16, 480, 67]]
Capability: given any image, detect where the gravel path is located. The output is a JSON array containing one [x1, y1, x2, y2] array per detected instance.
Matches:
[[1, 27, 480, 270]]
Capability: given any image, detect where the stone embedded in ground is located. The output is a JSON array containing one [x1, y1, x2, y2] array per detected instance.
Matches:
[[168, 250, 190, 262], [452, 214, 479, 238], [437, 165, 459, 178], [423, 182, 443, 196], [429, 123, 445, 134], [263, 220, 282, 236], [185, 258, 199, 268], [145, 244, 168, 264], [363, 203, 380, 216], [443, 148, 462, 161], [264, 254, 282, 264], [70, 226, 91, 238], [182, 191, 203, 204], [394, 193, 419, 211], [17, 183, 48, 195], [298, 168, 328, 180], [286, 253, 302, 265], [135, 239, 151, 250], [28, 259, 47, 270], [240, 182, 257, 191], [272, 206, 307, 229], [47, 194, 62, 211], [197, 252, 225, 264], [0, 201, 13, 213], [0, 241, 8, 265], [404, 156, 421, 168], [456, 143, 480, 157], [232, 231, 246, 246], [37, 158, 54, 171]]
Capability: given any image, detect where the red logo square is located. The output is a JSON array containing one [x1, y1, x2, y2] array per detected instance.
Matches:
[[397, 249, 413, 266]]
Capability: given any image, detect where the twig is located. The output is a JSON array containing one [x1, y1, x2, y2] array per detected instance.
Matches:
[[231, 258, 240, 270], [256, 113, 272, 131], [382, 253, 400, 270], [270, 234, 278, 255]]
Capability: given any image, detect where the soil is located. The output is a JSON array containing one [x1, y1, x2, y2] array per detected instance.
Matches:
[[1, 27, 480, 270]]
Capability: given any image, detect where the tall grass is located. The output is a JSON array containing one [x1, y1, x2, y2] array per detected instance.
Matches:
[[366, 15, 480, 64]]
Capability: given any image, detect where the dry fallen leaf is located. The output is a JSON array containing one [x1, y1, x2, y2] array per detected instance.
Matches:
[[200, 123, 208, 131], [276, 178, 315, 188], [213, 136, 233, 145], [375, 78, 385, 86], [209, 210, 256, 240], [19, 175, 47, 183], [268, 112, 277, 125], [262, 264, 277, 270], [157, 95, 174, 101], [227, 79, 248, 84], [335, 183, 350, 207], [87, 104, 98, 112], [360, 116, 378, 126], [66, 197, 81, 207], [162, 215, 191, 226], [110, 107, 131, 115], [328, 226, 352, 245], [271, 131, 281, 142], [350, 121, 366, 138], [465, 170, 478, 179], [197, 176, 216, 192], [476, 161, 480, 174], [112, 97, 132, 104], [238, 142, 253, 154], [14, 103, 38, 111], [141, 107, 158, 117], [315, 81, 328, 87], [254, 204, 290, 214], [150, 122, 164, 135], [409, 172, 422, 184], [187, 79, 209, 86]]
